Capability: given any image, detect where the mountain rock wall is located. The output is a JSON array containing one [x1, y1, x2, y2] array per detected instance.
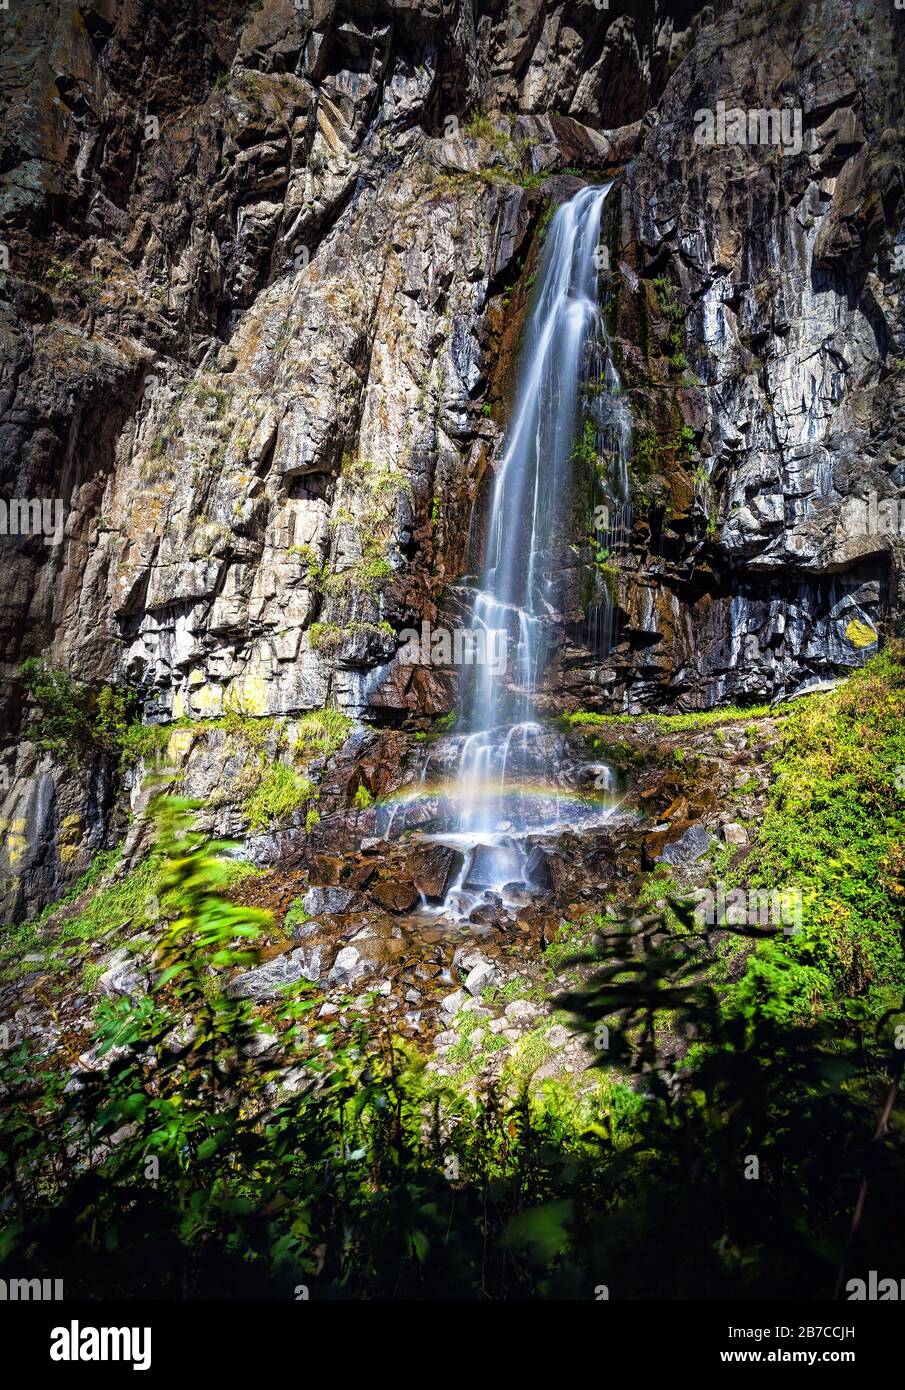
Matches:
[[0, 0, 902, 918]]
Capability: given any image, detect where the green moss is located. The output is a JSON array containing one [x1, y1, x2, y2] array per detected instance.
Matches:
[[309, 621, 392, 652], [284, 896, 310, 933]]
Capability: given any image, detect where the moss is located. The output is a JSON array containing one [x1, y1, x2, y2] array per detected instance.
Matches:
[[284, 896, 309, 933], [309, 621, 391, 653], [845, 618, 878, 649]]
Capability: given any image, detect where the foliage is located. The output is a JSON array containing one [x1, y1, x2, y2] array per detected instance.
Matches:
[[21, 659, 139, 767], [244, 762, 313, 832], [558, 701, 787, 735], [4, 657, 905, 1299], [719, 645, 905, 1030]]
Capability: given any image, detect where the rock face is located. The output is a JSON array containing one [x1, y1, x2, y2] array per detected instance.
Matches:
[[0, 0, 903, 919], [553, 3, 905, 712]]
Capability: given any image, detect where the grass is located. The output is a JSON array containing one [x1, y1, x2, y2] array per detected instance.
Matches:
[[244, 763, 313, 833], [292, 708, 353, 762], [558, 700, 796, 735], [0, 847, 260, 981], [127, 707, 351, 770]]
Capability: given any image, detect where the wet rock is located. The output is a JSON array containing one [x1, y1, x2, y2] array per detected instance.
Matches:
[[464, 843, 523, 891], [347, 863, 377, 890], [411, 844, 465, 901], [468, 904, 503, 926], [369, 879, 419, 913], [523, 845, 553, 888]]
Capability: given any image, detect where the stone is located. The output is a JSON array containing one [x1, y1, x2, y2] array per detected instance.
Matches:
[[523, 845, 553, 888], [439, 987, 467, 1022], [468, 904, 503, 926], [369, 879, 419, 912], [328, 945, 376, 988], [96, 946, 149, 1000], [723, 822, 749, 847], [411, 844, 465, 901], [464, 960, 497, 996], [656, 823, 713, 866], [302, 886, 367, 915], [504, 999, 538, 1025], [464, 843, 523, 891], [229, 945, 326, 999]]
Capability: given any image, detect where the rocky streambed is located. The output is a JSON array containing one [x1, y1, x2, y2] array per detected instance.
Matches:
[[1, 707, 783, 1097]]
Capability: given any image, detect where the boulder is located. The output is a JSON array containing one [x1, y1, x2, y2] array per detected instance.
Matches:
[[369, 879, 419, 912], [328, 945, 376, 988], [302, 885, 367, 915], [411, 844, 465, 901], [228, 944, 326, 999], [464, 960, 497, 996], [655, 822, 713, 866], [464, 842, 523, 890]]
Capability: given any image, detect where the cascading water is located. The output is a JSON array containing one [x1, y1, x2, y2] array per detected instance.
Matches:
[[429, 182, 631, 917]]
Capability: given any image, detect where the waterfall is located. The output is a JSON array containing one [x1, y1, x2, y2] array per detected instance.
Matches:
[[428, 184, 630, 917]]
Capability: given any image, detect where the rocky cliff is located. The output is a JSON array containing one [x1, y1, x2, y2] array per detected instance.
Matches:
[[0, 0, 903, 919]]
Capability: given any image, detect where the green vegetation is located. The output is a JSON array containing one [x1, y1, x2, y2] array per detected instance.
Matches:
[[4, 654, 904, 1300], [284, 896, 309, 933], [463, 108, 495, 140], [21, 659, 140, 768], [559, 700, 787, 735], [293, 708, 352, 761], [652, 274, 685, 362], [308, 620, 393, 652], [718, 646, 905, 1029], [244, 762, 313, 833], [570, 416, 598, 469]]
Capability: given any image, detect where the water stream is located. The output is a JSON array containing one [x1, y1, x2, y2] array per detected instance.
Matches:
[[421, 183, 631, 917]]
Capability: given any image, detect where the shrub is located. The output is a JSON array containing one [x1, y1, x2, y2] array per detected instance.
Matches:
[[21, 659, 139, 766]]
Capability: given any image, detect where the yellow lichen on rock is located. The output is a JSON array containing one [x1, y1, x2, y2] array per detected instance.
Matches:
[[845, 619, 878, 649]]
